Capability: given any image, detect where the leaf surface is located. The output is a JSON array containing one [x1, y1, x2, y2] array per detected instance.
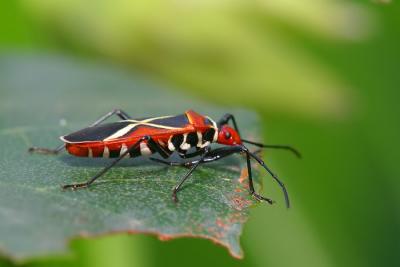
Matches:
[[0, 54, 262, 261]]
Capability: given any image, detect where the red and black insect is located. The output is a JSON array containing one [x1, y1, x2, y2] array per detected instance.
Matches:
[[29, 109, 300, 207]]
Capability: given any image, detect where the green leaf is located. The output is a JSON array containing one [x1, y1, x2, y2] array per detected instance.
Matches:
[[0, 54, 265, 262]]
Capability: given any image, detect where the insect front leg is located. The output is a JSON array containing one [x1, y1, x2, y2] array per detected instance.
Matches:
[[62, 136, 149, 190], [28, 108, 132, 155], [188, 146, 282, 206], [244, 147, 290, 208], [244, 150, 274, 205]]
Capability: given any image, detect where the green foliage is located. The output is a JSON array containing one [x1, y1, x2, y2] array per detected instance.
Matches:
[[20, 0, 374, 119], [0, 1, 49, 50], [0, 55, 265, 262]]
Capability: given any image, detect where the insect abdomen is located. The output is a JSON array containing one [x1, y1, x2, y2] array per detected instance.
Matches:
[[65, 142, 154, 158]]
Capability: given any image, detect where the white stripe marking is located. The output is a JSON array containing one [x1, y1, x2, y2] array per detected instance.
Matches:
[[200, 141, 210, 148], [168, 135, 175, 151], [213, 128, 218, 142], [88, 148, 93, 157], [196, 131, 203, 147], [206, 116, 219, 142], [180, 133, 191, 150], [103, 123, 182, 141], [104, 124, 137, 141], [103, 117, 183, 141], [103, 146, 110, 158], [61, 114, 189, 144], [120, 143, 128, 157], [158, 140, 165, 146], [140, 142, 152, 156]]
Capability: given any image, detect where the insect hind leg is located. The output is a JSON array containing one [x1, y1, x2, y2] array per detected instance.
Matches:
[[89, 108, 132, 126], [28, 144, 65, 155], [62, 136, 149, 190]]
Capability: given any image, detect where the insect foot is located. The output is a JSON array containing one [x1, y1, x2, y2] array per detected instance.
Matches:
[[183, 162, 194, 168], [172, 190, 179, 204], [28, 147, 59, 155], [62, 183, 89, 190], [252, 193, 275, 205]]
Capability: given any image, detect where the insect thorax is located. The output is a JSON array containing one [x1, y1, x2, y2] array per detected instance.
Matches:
[[164, 127, 218, 154]]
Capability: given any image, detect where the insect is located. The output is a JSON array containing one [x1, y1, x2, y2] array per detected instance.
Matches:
[[29, 109, 300, 207]]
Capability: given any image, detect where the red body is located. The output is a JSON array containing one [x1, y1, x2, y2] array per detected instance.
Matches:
[[61, 110, 222, 158]]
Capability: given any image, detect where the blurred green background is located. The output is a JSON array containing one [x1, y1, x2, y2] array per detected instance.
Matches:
[[0, 0, 399, 266]]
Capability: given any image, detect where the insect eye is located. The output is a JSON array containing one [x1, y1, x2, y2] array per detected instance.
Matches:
[[224, 131, 231, 139]]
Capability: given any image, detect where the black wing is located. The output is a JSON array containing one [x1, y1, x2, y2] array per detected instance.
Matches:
[[61, 122, 132, 143], [149, 114, 189, 127], [61, 114, 190, 143]]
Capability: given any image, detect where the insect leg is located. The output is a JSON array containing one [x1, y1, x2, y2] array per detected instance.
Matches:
[[217, 113, 240, 135], [201, 146, 242, 162], [149, 148, 206, 167], [146, 138, 171, 159], [244, 150, 274, 205], [150, 144, 243, 167], [89, 108, 132, 127], [171, 163, 200, 202], [147, 138, 190, 166], [29, 109, 132, 155], [193, 146, 281, 206], [148, 157, 189, 167], [243, 147, 290, 208], [151, 146, 246, 168], [172, 147, 211, 203], [152, 146, 241, 167], [28, 144, 65, 155], [62, 136, 149, 190], [181, 149, 206, 159]]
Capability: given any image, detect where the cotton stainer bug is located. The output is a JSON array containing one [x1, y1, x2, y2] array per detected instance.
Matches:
[[29, 109, 300, 207]]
